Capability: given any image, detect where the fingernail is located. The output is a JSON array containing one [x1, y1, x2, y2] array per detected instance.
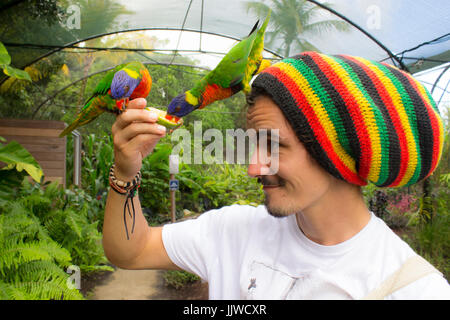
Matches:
[[149, 113, 158, 121], [157, 125, 166, 133]]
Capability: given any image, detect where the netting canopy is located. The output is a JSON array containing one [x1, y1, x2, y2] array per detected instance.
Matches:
[[1, 0, 449, 119]]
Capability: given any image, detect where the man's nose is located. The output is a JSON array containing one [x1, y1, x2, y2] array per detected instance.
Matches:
[[247, 146, 271, 177]]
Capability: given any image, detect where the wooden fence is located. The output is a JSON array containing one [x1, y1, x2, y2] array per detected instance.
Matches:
[[0, 118, 67, 187]]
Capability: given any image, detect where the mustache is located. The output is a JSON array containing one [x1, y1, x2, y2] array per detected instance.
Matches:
[[257, 176, 286, 187]]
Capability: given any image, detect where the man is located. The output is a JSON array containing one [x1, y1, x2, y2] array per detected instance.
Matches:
[[103, 52, 449, 299]]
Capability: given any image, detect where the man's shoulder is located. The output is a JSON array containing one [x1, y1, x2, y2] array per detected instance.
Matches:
[[200, 204, 270, 226], [362, 216, 450, 299]]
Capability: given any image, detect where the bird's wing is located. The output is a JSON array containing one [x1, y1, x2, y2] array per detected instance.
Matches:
[[201, 22, 260, 89]]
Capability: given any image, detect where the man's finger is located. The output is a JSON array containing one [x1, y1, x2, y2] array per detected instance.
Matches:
[[126, 98, 147, 110], [115, 122, 166, 146], [113, 109, 158, 133]]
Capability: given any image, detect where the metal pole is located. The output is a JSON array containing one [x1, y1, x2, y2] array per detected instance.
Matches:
[[170, 173, 176, 223], [169, 155, 180, 223], [72, 130, 81, 187]]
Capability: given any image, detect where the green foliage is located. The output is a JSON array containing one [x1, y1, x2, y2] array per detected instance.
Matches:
[[163, 270, 200, 290], [137, 140, 264, 225], [0, 41, 31, 81], [65, 132, 112, 229], [404, 213, 450, 279], [0, 174, 113, 300], [82, 133, 114, 198], [0, 137, 43, 183]]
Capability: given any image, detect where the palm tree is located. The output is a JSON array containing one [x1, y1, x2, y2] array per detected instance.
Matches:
[[245, 0, 350, 57]]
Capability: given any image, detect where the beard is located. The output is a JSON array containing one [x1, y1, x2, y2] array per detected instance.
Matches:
[[264, 195, 303, 218], [258, 176, 302, 218]]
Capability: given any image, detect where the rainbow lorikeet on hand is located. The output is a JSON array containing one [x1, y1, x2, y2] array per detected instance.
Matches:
[[59, 61, 152, 137], [166, 11, 271, 122]]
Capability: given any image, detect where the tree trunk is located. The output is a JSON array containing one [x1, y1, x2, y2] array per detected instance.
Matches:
[[420, 177, 433, 223]]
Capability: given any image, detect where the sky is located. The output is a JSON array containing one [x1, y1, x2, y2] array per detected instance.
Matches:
[[414, 63, 450, 116]]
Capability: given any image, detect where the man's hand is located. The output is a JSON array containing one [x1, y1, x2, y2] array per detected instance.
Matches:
[[111, 98, 167, 181]]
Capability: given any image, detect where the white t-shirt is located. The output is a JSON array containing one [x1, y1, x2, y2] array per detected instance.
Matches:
[[162, 204, 450, 299]]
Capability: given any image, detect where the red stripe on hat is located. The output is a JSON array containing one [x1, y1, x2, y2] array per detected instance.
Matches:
[[308, 52, 372, 181], [264, 65, 366, 185]]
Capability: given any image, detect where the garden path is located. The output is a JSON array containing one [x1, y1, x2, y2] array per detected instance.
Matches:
[[86, 266, 208, 300], [89, 213, 208, 300], [90, 268, 164, 300]]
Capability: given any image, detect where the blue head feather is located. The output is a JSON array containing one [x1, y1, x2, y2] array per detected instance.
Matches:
[[167, 93, 197, 117], [110, 70, 140, 99]]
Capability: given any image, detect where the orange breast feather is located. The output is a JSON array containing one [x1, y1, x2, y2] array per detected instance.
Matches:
[[130, 68, 152, 99]]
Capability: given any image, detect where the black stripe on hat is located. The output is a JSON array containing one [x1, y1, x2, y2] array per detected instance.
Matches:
[[252, 72, 344, 181]]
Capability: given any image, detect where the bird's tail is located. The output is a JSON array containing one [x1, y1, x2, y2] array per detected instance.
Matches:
[[59, 118, 81, 137], [259, 10, 271, 35], [59, 97, 102, 137], [248, 20, 259, 37]]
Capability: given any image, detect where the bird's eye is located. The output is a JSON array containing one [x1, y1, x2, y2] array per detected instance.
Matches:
[[175, 106, 181, 113], [123, 85, 129, 94]]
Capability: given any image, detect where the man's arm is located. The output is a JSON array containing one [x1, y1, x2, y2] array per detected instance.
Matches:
[[102, 98, 181, 271]]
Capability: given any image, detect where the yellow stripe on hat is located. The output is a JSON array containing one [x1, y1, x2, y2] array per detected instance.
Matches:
[[320, 54, 382, 183], [351, 56, 419, 187]]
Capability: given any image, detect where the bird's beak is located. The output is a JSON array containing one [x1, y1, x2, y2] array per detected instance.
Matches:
[[165, 114, 181, 122], [116, 99, 124, 111]]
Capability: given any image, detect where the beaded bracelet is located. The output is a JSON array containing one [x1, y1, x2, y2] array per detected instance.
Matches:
[[109, 164, 141, 240], [109, 164, 141, 194]]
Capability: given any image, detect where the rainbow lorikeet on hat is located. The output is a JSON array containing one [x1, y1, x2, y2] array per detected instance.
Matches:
[[166, 11, 271, 122], [59, 61, 152, 137]]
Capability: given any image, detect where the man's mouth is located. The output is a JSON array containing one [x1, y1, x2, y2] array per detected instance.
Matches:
[[263, 185, 280, 190], [258, 177, 285, 189]]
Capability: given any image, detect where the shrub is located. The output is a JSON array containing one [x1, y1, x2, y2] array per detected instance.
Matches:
[[163, 270, 201, 290]]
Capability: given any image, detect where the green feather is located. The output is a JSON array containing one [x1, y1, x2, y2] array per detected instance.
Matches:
[[59, 95, 114, 137], [59, 62, 147, 137], [85, 63, 126, 103], [189, 22, 260, 98], [188, 11, 271, 100], [242, 10, 271, 93]]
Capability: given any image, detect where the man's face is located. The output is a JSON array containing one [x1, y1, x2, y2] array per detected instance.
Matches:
[[246, 95, 335, 218]]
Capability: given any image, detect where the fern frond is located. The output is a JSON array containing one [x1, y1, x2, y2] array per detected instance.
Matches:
[[43, 210, 67, 242], [20, 193, 52, 219], [0, 280, 32, 300], [13, 260, 69, 283], [65, 213, 83, 238], [0, 206, 50, 242], [0, 240, 71, 272], [14, 280, 84, 300]]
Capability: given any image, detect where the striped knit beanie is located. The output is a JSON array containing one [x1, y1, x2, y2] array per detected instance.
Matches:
[[251, 51, 444, 187]]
